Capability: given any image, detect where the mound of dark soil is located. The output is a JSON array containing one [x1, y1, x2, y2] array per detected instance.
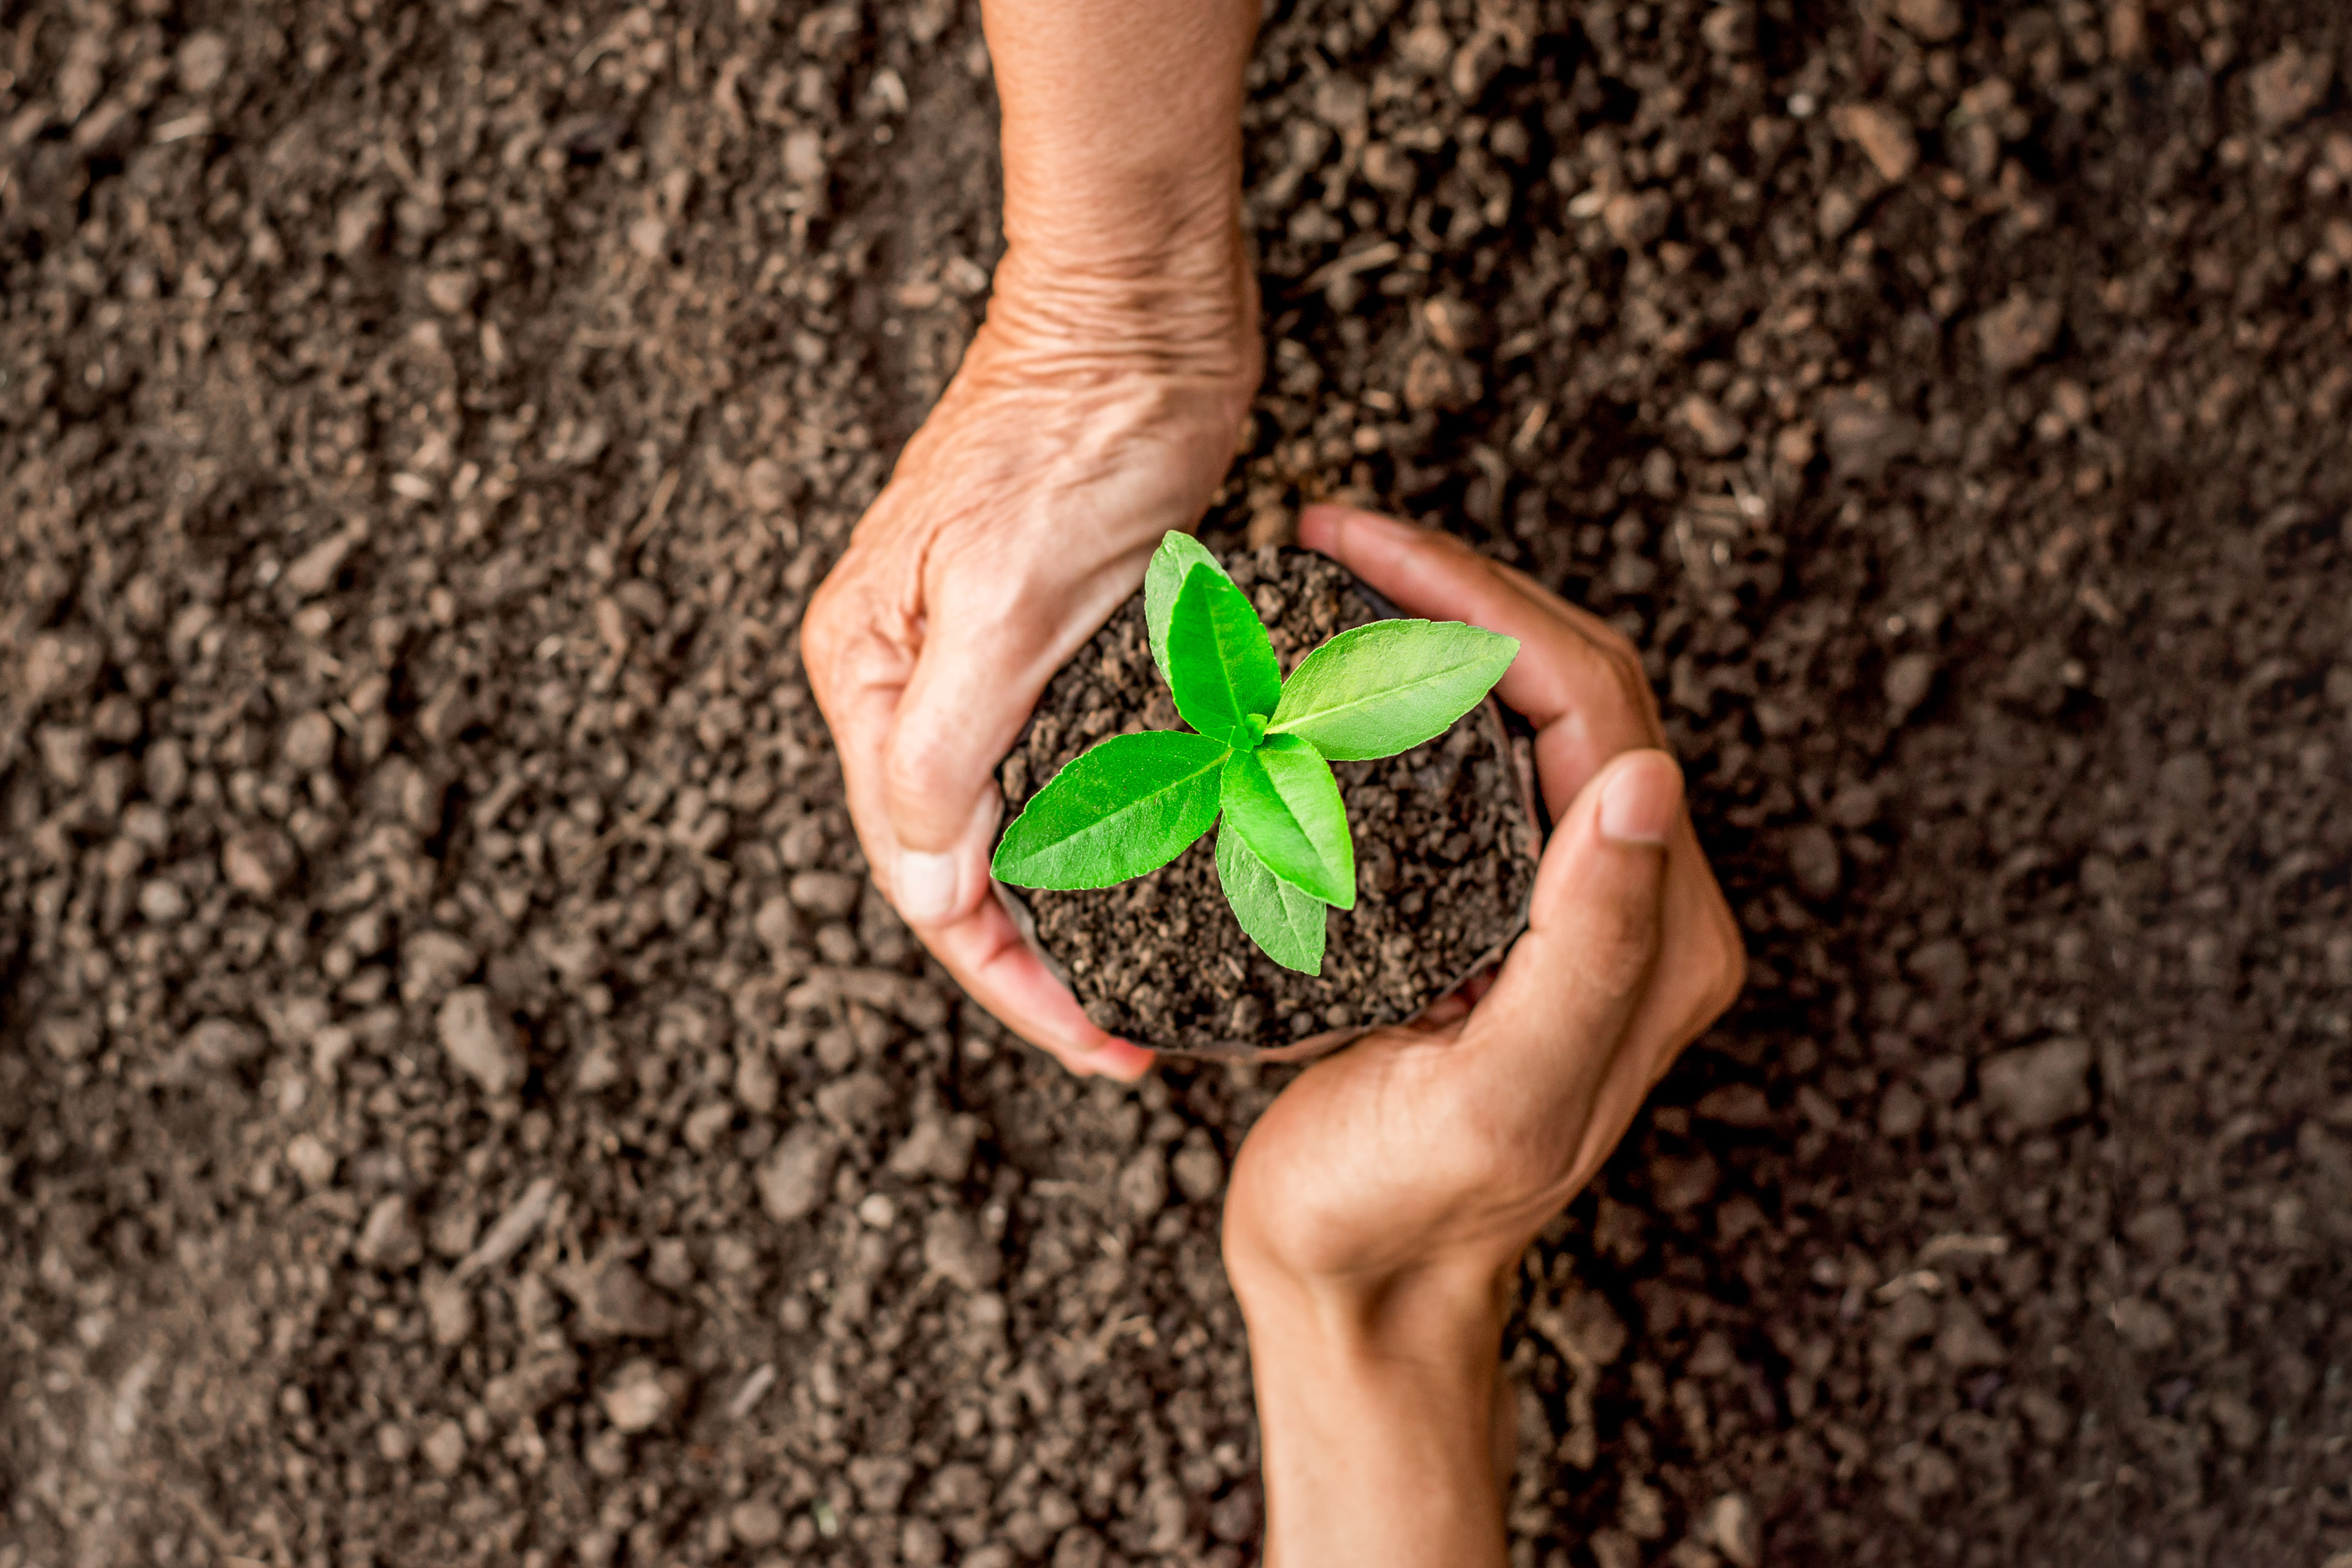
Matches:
[[1001, 546, 1537, 1055], [4, 0, 2351, 1564]]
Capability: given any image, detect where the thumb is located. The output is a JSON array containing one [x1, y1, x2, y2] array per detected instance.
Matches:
[[878, 605, 1056, 926], [1471, 748, 1680, 1066]]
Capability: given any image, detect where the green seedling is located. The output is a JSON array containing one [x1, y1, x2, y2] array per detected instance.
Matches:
[[991, 532, 1519, 976]]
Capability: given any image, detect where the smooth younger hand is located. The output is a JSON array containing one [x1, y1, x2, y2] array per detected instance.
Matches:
[[1224, 508, 1746, 1567]]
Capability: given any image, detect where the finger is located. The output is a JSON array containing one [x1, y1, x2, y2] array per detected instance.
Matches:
[[878, 598, 1052, 925], [881, 548, 1150, 923], [839, 682, 1155, 1081], [1300, 506, 1742, 1079], [806, 576, 1150, 1080], [1299, 505, 1663, 810], [1468, 749, 1678, 1082], [1630, 817, 1746, 1088], [803, 592, 922, 920], [925, 894, 1156, 1081]]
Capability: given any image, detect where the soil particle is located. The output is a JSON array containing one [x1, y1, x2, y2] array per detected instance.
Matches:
[[484, 1349, 582, 1425], [422, 1273, 477, 1346], [421, 1418, 469, 1479], [1172, 1136, 1227, 1202], [355, 1196, 424, 1271], [789, 869, 865, 918], [758, 1125, 843, 1224], [2248, 43, 2334, 132], [185, 1016, 263, 1069], [922, 1208, 1002, 1293], [1697, 6, 1755, 58], [220, 826, 298, 898], [1117, 1147, 1170, 1218], [729, 1498, 786, 1548], [1890, 0, 1964, 43], [1785, 822, 1843, 900], [1838, 104, 1920, 183], [282, 710, 339, 771], [1699, 1491, 1762, 1567], [567, 1257, 680, 1341], [284, 1132, 337, 1188], [2108, 1297, 2178, 1355], [1975, 293, 2064, 375], [1934, 1301, 2007, 1371], [173, 30, 232, 94], [401, 929, 481, 1000], [435, 985, 523, 1094], [600, 1359, 690, 1433], [456, 1176, 560, 1279], [1978, 1037, 2094, 1134]]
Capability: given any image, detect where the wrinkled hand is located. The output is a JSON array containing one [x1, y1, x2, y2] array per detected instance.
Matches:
[[1223, 510, 1745, 1565], [801, 252, 1258, 1079]]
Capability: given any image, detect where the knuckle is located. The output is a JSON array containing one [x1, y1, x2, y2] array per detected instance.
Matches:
[[1708, 933, 1747, 1015], [882, 723, 956, 807], [799, 579, 851, 674], [1438, 1109, 1557, 1199], [1572, 911, 1658, 1003], [1688, 900, 1748, 1028], [1612, 665, 1667, 738]]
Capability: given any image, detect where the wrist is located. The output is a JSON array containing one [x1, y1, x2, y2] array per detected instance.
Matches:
[[981, 222, 1259, 393], [1232, 1251, 1512, 1382], [1237, 1260, 1513, 1568]]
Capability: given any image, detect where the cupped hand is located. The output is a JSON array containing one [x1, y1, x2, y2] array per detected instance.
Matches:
[[1225, 505, 1746, 1315], [800, 251, 1259, 1079]]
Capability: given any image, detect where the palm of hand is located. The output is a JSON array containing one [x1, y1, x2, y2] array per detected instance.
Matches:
[[1227, 1022, 1584, 1289]]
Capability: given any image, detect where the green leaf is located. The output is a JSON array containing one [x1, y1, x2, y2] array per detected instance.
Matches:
[[1165, 566, 1281, 748], [991, 731, 1229, 890], [1219, 734, 1355, 908], [1268, 620, 1521, 760], [1143, 531, 1231, 682], [1215, 824, 1328, 974]]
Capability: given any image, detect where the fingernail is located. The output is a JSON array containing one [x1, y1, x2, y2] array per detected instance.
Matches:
[[1599, 753, 1681, 846], [894, 849, 959, 924]]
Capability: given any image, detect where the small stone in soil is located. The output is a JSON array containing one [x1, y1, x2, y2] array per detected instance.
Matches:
[[423, 1274, 476, 1346], [356, 1197, 423, 1270], [598, 1359, 688, 1433], [187, 1017, 264, 1068], [570, 1259, 678, 1340], [759, 1126, 843, 1224], [421, 1419, 467, 1478], [436, 987, 523, 1095], [1978, 1038, 2092, 1133]]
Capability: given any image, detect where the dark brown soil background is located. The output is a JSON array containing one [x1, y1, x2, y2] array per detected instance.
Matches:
[[4, 1, 2350, 1565], [1005, 546, 1537, 1054]]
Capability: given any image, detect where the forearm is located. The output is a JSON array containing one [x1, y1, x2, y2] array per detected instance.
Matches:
[[980, 0, 1259, 354], [1239, 1268, 1513, 1568]]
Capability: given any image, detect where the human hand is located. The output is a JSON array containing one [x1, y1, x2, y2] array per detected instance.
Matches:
[[800, 250, 1258, 1080], [1223, 508, 1744, 1566]]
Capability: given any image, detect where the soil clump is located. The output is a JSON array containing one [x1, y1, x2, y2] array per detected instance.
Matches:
[[1003, 546, 1537, 1055]]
